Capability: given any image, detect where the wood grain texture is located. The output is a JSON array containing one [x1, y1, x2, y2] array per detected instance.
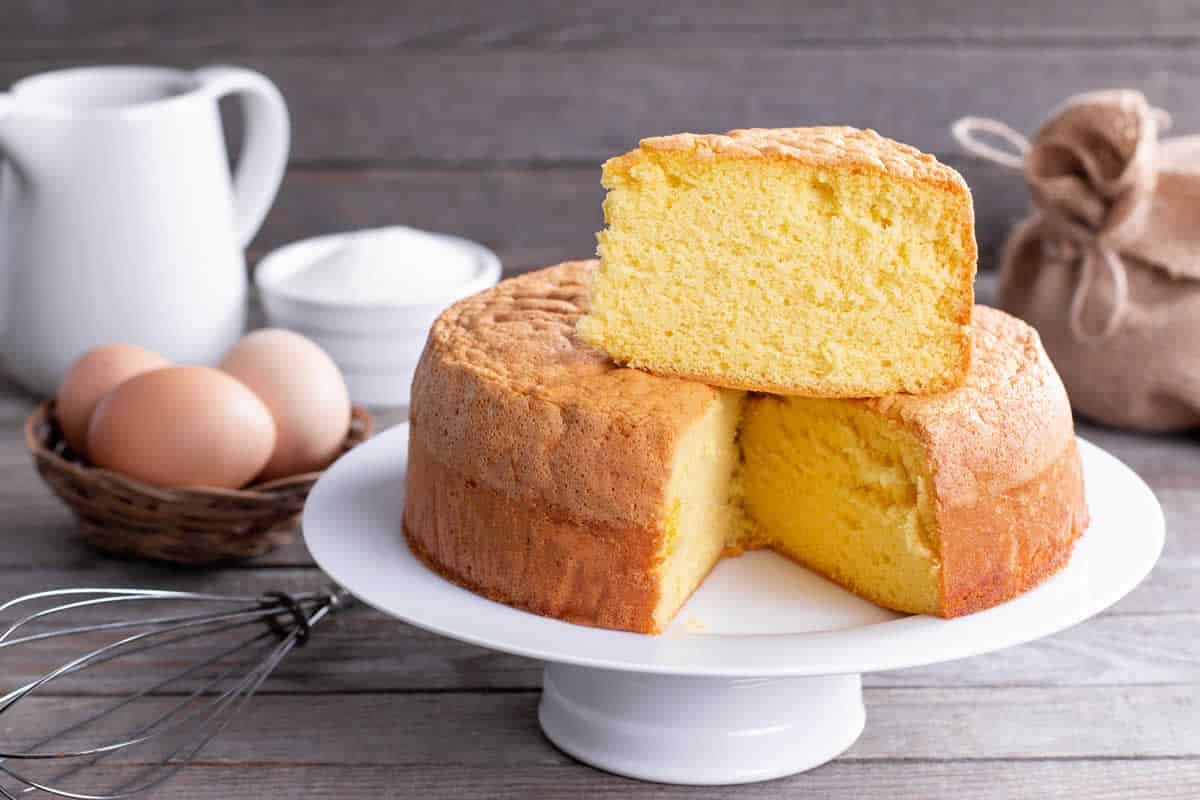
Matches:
[[9, 761, 1198, 800], [6, 686, 1197, 763], [1, 48, 1198, 165], [4, 27, 1197, 275], [1, 6, 1199, 794], [8, 1, 1200, 51]]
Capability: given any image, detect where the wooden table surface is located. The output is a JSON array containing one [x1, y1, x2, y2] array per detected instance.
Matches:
[[3, 4, 1199, 796], [0, 281, 1197, 799]]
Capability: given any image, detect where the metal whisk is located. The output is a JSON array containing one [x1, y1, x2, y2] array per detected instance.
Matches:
[[0, 586, 353, 799]]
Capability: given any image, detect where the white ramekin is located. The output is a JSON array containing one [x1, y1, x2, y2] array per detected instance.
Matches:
[[254, 227, 501, 407]]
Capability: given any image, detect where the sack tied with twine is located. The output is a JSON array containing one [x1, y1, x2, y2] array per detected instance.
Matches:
[[955, 90, 1200, 432]]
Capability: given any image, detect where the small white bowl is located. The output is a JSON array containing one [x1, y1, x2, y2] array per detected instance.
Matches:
[[255, 227, 501, 407]]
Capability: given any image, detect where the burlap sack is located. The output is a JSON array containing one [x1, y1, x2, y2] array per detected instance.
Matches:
[[954, 90, 1200, 432]]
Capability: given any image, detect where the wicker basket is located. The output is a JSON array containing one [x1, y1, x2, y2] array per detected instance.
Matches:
[[25, 401, 373, 565]]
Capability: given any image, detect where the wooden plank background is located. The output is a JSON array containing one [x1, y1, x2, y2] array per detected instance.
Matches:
[[2, 4, 1199, 798], [7, 2, 1200, 272]]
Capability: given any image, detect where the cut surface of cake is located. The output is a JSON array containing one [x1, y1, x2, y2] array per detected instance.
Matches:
[[406, 262, 1087, 634], [576, 127, 977, 396], [740, 305, 1087, 616], [405, 261, 742, 631]]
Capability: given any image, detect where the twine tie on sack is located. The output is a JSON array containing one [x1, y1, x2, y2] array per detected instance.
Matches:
[[952, 115, 1148, 343], [961, 90, 1200, 432]]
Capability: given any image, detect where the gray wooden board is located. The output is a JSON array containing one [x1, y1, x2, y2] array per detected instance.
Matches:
[[0, 45, 1171, 273], [4, 3, 1200, 283], [1, 48, 1197, 165], [1, 4, 1199, 794], [3, 687, 1197, 762], [7, 1, 1200, 50], [3, 761, 1198, 800], [1, 47, 1192, 274]]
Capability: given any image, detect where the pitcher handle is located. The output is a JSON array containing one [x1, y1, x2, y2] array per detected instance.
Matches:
[[194, 66, 290, 248]]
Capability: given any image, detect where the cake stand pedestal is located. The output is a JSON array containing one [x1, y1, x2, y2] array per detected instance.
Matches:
[[305, 423, 1165, 786], [540, 666, 863, 784]]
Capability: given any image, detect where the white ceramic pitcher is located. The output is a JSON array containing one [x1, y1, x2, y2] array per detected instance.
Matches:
[[0, 65, 290, 396]]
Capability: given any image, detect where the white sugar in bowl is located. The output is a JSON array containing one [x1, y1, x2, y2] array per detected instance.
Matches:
[[254, 227, 501, 407]]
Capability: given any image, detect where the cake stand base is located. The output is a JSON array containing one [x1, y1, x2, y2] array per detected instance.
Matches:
[[538, 663, 864, 785]]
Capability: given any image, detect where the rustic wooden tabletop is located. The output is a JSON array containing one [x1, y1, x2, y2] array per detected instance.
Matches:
[[3, 3, 1199, 796], [0, 278, 1196, 799]]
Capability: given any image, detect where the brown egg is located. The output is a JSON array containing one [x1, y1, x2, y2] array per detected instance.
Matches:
[[87, 366, 276, 489], [56, 344, 170, 456], [220, 329, 351, 480]]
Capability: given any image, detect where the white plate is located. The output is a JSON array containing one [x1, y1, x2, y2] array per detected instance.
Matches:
[[305, 422, 1163, 678]]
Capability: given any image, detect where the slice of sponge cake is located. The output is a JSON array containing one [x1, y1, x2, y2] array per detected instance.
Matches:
[[577, 127, 977, 397]]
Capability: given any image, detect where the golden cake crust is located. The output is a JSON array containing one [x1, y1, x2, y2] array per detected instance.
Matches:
[[404, 438, 664, 631], [406, 260, 721, 632], [859, 306, 1087, 614], [865, 306, 1076, 500], [405, 262, 1086, 632], [608, 126, 969, 194], [410, 260, 723, 529]]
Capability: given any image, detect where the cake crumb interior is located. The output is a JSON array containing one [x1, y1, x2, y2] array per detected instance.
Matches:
[[652, 393, 942, 627], [739, 396, 941, 616], [579, 152, 971, 395], [653, 389, 745, 629]]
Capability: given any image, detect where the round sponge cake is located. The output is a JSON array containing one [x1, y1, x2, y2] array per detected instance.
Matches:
[[405, 260, 1088, 633]]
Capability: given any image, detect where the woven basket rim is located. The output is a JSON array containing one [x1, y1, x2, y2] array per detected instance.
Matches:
[[25, 400, 374, 501]]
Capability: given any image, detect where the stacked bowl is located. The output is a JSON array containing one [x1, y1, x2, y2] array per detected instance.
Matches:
[[255, 227, 501, 407]]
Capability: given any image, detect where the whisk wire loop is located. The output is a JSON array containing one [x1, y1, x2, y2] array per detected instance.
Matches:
[[0, 585, 351, 799]]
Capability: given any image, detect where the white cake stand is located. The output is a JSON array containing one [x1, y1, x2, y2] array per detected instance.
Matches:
[[304, 423, 1164, 786]]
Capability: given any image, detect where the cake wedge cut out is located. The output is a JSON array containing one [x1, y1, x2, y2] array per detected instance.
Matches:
[[577, 127, 978, 396]]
